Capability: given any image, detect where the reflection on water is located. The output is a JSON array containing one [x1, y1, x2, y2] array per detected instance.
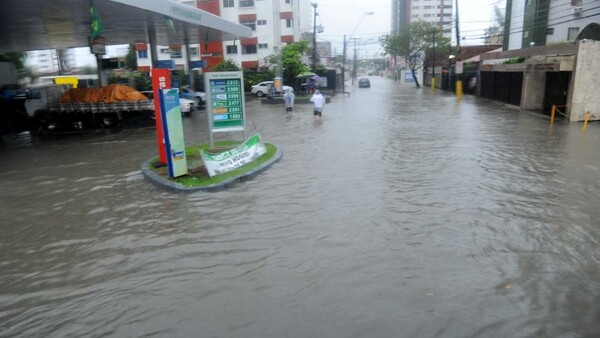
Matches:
[[1, 78, 599, 337]]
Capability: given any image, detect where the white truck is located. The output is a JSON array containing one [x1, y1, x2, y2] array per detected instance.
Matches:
[[24, 84, 155, 133]]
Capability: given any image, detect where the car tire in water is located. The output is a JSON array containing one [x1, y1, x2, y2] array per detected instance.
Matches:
[[256, 91, 264, 97], [99, 114, 118, 128]]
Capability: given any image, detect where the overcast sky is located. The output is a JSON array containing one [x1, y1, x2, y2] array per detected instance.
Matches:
[[317, 0, 506, 58], [76, 0, 505, 66]]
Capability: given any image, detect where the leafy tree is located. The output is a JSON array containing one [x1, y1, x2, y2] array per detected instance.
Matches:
[[243, 68, 274, 92], [380, 21, 449, 88], [0, 52, 26, 70], [124, 44, 137, 70], [484, 6, 505, 45], [211, 59, 241, 72], [266, 41, 310, 86]]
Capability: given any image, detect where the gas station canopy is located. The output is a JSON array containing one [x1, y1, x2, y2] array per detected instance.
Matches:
[[0, 0, 253, 53]]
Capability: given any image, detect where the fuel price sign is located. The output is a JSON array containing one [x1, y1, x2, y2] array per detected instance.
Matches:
[[204, 71, 247, 147], [205, 72, 245, 131]]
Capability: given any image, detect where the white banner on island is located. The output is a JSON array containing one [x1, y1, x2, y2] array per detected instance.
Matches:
[[200, 134, 267, 177]]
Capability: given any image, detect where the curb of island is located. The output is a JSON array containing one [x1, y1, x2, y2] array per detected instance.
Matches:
[[141, 143, 283, 192]]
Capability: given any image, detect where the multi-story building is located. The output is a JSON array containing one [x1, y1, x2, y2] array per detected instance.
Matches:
[[504, 0, 600, 50], [199, 0, 311, 70], [26, 49, 76, 75], [135, 0, 311, 72], [392, 0, 454, 38], [474, 0, 600, 122]]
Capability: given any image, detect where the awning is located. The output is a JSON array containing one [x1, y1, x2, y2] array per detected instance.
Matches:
[[0, 0, 253, 53]]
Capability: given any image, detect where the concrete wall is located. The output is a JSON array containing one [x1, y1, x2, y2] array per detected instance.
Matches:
[[569, 40, 600, 122], [521, 70, 546, 111]]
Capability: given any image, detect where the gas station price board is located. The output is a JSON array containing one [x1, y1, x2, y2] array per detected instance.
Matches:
[[205, 72, 246, 131]]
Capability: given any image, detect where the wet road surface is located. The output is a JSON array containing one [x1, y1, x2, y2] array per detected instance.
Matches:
[[1, 77, 600, 337]]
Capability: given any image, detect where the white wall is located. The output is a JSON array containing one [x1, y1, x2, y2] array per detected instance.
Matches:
[[507, 0, 525, 50], [546, 1, 600, 44], [570, 40, 600, 122]]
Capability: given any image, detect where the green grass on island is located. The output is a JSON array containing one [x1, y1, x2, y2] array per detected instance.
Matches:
[[149, 141, 277, 188]]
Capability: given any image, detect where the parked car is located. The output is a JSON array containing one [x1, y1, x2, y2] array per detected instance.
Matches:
[[358, 78, 371, 88], [251, 81, 294, 97], [180, 87, 206, 108], [141, 91, 195, 117]]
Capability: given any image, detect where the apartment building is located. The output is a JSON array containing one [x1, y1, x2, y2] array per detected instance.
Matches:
[[392, 0, 454, 38], [26, 49, 76, 75], [199, 0, 311, 69], [504, 0, 600, 50], [135, 0, 311, 72]]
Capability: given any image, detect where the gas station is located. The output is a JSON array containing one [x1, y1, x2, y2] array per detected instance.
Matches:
[[0, 0, 253, 176]]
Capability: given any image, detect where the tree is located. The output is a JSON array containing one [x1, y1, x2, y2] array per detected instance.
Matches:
[[484, 6, 505, 45], [267, 41, 310, 86], [124, 44, 137, 70], [211, 59, 241, 72], [0, 52, 26, 70], [380, 21, 449, 88]]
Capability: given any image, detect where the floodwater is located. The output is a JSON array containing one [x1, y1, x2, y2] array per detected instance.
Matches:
[[1, 77, 599, 337]]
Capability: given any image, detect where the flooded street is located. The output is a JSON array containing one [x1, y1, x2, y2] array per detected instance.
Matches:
[[1, 77, 599, 337]]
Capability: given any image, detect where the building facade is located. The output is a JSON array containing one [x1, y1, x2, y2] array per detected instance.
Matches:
[[504, 0, 600, 50], [25, 49, 76, 75], [135, 0, 311, 72], [392, 0, 454, 37], [472, 0, 600, 122]]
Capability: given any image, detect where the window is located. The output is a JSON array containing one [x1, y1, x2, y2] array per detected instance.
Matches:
[[257, 20, 267, 25], [286, 18, 293, 28], [189, 47, 199, 57], [223, 0, 234, 7], [170, 48, 182, 58], [160, 48, 170, 54], [568, 27, 580, 41], [226, 45, 238, 54], [424, 13, 431, 17], [240, 19, 256, 31], [239, 0, 254, 7], [412, 6, 419, 9], [412, 14, 419, 18], [137, 50, 148, 59], [571, 0, 582, 5], [242, 45, 257, 54], [546, 27, 554, 35], [285, 0, 291, 3], [258, 43, 268, 49], [424, 5, 432, 9]]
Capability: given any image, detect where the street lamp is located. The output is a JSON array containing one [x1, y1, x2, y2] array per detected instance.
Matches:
[[311, 3, 318, 71], [342, 11, 374, 94]]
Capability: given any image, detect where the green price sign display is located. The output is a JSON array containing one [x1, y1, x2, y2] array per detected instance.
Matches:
[[205, 72, 245, 131], [204, 71, 247, 147]]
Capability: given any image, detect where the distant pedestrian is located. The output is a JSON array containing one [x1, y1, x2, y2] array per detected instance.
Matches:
[[309, 90, 325, 121], [283, 88, 295, 113], [307, 80, 315, 94]]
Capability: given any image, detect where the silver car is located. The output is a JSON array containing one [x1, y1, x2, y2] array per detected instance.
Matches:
[[142, 91, 195, 117]]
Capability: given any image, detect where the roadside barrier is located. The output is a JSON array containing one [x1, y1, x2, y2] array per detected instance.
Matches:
[[550, 104, 567, 124]]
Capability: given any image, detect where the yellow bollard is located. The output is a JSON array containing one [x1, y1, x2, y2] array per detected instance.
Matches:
[[582, 111, 591, 132], [550, 104, 556, 124], [431, 77, 436, 90], [456, 80, 463, 100]]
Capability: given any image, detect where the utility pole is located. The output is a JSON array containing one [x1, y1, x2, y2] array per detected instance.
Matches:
[[431, 30, 436, 89], [311, 3, 318, 71], [274, 0, 282, 78], [342, 35, 347, 93], [455, 0, 460, 48], [352, 38, 359, 86]]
